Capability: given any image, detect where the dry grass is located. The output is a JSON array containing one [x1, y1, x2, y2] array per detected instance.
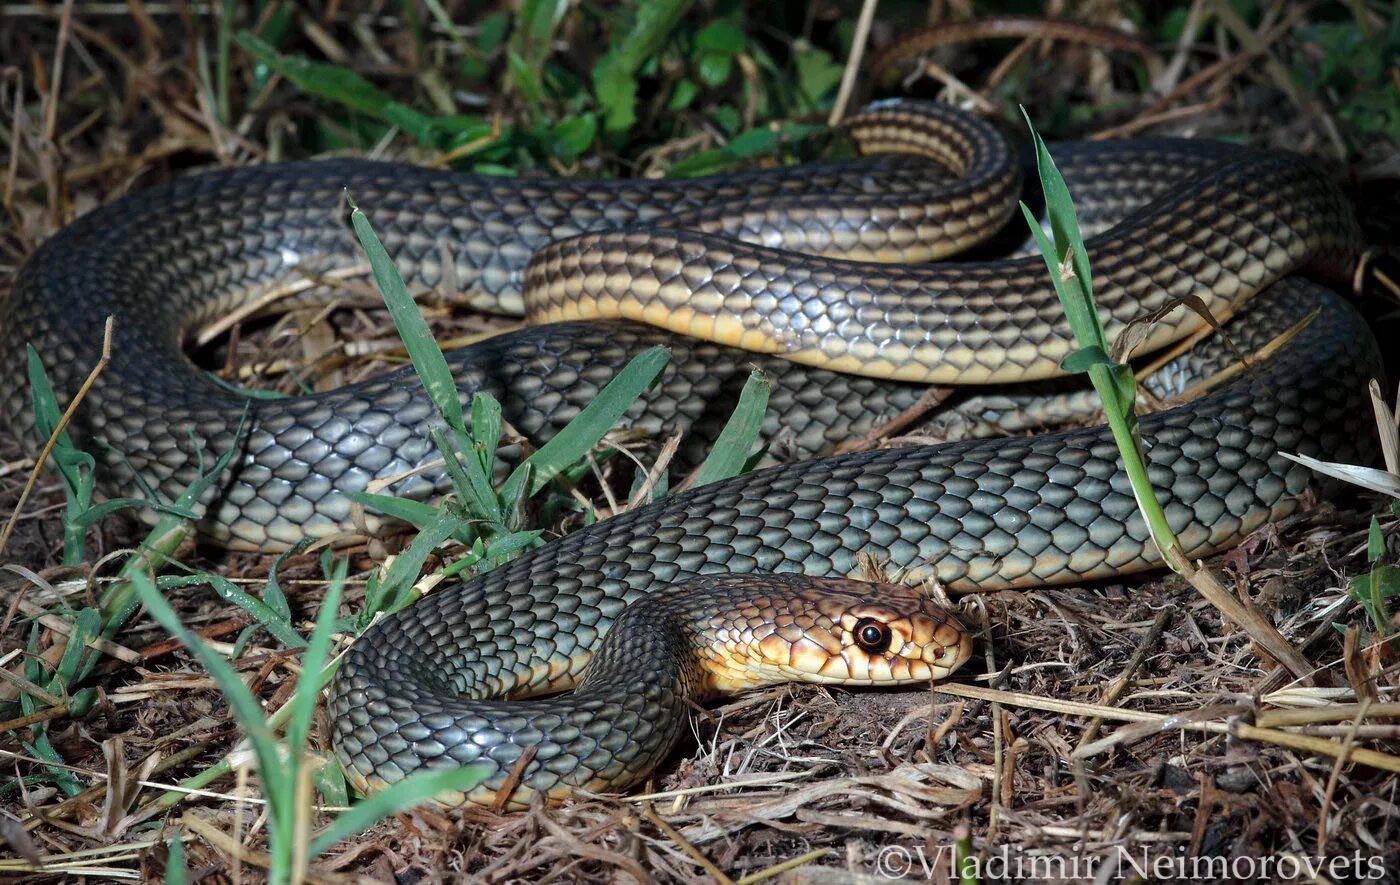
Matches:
[[2, 2, 1399, 882]]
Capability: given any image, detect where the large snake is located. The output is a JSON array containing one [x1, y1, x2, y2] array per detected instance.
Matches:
[[0, 101, 1380, 806]]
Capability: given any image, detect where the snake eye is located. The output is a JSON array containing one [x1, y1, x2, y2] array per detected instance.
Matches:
[[853, 618, 892, 654]]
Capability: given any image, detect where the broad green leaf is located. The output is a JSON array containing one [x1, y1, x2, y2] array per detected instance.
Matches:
[[550, 114, 598, 160], [695, 21, 745, 54], [795, 43, 844, 106], [592, 0, 696, 134]]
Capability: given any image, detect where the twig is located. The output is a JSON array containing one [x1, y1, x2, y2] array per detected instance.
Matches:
[[828, 0, 879, 125]]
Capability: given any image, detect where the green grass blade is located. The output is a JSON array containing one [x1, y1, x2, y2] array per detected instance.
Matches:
[[365, 508, 467, 621], [54, 608, 100, 688], [97, 418, 245, 635], [503, 346, 671, 498], [470, 394, 504, 481], [510, 0, 570, 70], [165, 835, 186, 885], [432, 427, 499, 524], [128, 570, 288, 791], [347, 492, 444, 531], [309, 765, 494, 858], [284, 557, 346, 758], [690, 369, 770, 487], [237, 33, 440, 142], [348, 200, 464, 432], [1020, 111, 1179, 570], [263, 543, 313, 622], [1019, 106, 1098, 335], [156, 574, 306, 650]]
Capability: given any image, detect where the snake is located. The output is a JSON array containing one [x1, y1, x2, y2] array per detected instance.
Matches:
[[0, 100, 1381, 807]]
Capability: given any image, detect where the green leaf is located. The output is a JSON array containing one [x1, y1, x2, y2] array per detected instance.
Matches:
[[284, 557, 346, 760], [1369, 516, 1385, 563], [264, 543, 314, 622], [1018, 106, 1103, 353], [22, 735, 82, 797], [159, 574, 307, 650], [128, 571, 288, 801], [348, 492, 444, 531], [503, 346, 671, 497], [1059, 345, 1114, 375], [506, 50, 547, 107], [691, 370, 770, 487], [349, 199, 464, 432], [476, 11, 510, 53], [166, 835, 186, 885], [431, 427, 498, 524], [667, 79, 698, 110], [593, 61, 639, 135], [697, 53, 733, 88], [237, 33, 441, 144], [310, 765, 494, 858], [794, 42, 844, 106], [470, 394, 504, 483], [362, 508, 466, 622], [725, 128, 778, 156], [98, 412, 248, 633], [68, 686, 98, 717], [54, 608, 101, 688], [592, 0, 696, 134], [317, 754, 349, 807], [550, 113, 598, 161], [695, 21, 745, 54], [510, 0, 570, 69]]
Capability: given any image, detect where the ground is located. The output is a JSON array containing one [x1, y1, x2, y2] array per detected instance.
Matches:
[[1, 1, 1398, 883]]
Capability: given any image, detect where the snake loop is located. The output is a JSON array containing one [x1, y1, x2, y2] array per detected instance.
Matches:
[[0, 101, 1379, 805]]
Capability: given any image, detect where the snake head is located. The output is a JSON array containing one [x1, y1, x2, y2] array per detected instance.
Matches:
[[697, 575, 973, 693]]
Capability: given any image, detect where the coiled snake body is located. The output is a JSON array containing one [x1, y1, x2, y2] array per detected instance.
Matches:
[[0, 102, 1380, 806]]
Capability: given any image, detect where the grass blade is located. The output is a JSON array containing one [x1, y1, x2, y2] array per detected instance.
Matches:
[[690, 369, 770, 487], [503, 346, 671, 498], [128, 571, 288, 795], [284, 557, 346, 759], [348, 200, 464, 431], [309, 765, 494, 858]]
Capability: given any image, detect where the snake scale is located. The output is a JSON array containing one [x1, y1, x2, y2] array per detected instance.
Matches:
[[0, 101, 1381, 806]]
